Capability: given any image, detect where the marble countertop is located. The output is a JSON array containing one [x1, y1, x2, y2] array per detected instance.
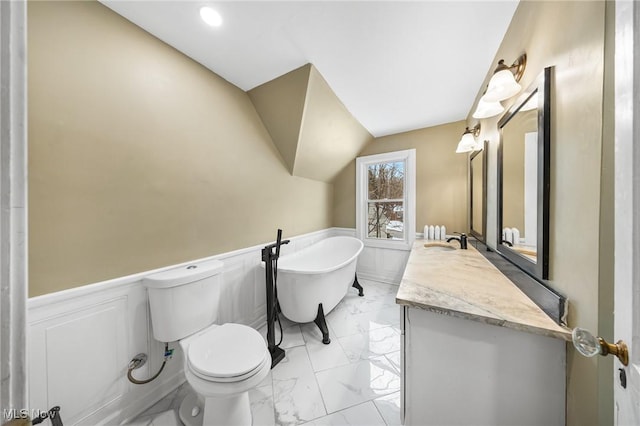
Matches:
[[396, 240, 571, 341]]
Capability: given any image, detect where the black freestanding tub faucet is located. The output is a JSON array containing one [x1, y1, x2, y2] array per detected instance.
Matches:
[[262, 229, 290, 368]]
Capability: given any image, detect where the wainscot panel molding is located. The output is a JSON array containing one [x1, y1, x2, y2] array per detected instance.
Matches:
[[357, 246, 410, 285], [325, 227, 410, 284], [27, 227, 340, 425], [27, 227, 404, 424], [348, 229, 413, 285]]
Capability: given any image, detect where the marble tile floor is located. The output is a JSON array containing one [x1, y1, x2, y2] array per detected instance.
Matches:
[[129, 279, 402, 426]]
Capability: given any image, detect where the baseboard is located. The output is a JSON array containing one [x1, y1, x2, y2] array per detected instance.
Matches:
[[249, 313, 267, 331], [357, 271, 401, 286], [97, 372, 185, 426]]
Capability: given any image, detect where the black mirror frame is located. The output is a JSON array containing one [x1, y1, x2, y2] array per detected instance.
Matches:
[[497, 66, 551, 281], [469, 142, 487, 243]]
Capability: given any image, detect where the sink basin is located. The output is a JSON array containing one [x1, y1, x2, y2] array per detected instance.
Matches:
[[423, 242, 456, 251]]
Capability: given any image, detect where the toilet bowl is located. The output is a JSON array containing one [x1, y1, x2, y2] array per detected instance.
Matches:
[[142, 260, 270, 426], [178, 323, 270, 426]]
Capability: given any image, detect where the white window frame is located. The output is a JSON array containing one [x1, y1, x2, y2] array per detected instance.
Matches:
[[356, 149, 416, 251]]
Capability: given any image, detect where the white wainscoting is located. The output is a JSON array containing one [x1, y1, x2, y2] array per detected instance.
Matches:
[[27, 228, 337, 425], [357, 246, 411, 284], [28, 282, 176, 426], [330, 228, 411, 285], [27, 227, 409, 425]]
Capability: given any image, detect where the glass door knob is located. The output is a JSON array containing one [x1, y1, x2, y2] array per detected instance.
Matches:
[[572, 327, 601, 357], [572, 327, 629, 366]]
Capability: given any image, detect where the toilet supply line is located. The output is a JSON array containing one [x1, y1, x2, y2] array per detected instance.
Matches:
[[126, 343, 174, 385]]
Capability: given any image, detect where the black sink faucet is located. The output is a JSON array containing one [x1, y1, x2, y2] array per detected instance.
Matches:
[[446, 232, 468, 249]]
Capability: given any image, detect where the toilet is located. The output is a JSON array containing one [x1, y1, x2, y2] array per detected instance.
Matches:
[[143, 259, 270, 426]]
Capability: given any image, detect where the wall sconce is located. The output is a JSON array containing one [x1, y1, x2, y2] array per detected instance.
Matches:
[[472, 98, 504, 119], [455, 124, 481, 154], [481, 53, 527, 103]]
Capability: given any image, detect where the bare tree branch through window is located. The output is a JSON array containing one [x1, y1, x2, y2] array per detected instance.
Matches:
[[367, 161, 405, 239]]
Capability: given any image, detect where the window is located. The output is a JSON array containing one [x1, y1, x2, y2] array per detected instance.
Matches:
[[367, 161, 405, 239], [356, 150, 416, 250]]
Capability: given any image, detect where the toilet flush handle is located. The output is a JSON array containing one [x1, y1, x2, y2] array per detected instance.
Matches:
[[572, 327, 629, 366]]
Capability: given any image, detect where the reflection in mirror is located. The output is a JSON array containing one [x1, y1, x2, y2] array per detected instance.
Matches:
[[501, 92, 538, 261], [498, 67, 551, 281], [469, 144, 486, 242]]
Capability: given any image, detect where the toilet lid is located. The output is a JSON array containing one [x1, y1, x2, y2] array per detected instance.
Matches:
[[188, 323, 267, 379]]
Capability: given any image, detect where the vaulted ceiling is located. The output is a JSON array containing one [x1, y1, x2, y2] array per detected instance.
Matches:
[[100, 1, 519, 137]]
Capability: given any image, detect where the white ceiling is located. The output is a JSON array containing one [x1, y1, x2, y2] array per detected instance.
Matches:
[[101, 1, 518, 137]]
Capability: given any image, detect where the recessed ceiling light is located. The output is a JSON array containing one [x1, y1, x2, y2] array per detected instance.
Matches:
[[200, 6, 222, 27]]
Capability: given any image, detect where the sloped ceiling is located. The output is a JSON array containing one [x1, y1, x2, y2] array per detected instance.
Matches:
[[249, 64, 372, 182], [99, 1, 519, 137]]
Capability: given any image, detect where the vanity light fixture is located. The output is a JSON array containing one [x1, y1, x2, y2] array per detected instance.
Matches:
[[472, 98, 505, 119], [482, 53, 527, 103], [455, 124, 481, 154], [200, 6, 223, 27]]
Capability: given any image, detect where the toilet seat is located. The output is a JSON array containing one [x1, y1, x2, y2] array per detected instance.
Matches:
[[187, 323, 268, 383]]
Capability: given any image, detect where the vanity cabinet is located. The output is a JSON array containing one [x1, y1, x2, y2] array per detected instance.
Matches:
[[396, 241, 569, 425]]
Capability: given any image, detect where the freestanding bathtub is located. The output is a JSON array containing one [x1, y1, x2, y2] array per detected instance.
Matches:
[[275, 236, 364, 343]]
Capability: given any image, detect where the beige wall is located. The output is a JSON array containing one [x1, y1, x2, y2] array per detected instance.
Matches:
[[332, 161, 357, 228], [28, 1, 332, 297], [250, 64, 372, 183], [467, 2, 608, 425], [294, 67, 372, 182], [597, 1, 615, 423], [332, 120, 468, 234], [248, 64, 310, 175]]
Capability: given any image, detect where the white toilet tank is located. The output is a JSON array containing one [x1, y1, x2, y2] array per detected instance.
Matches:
[[143, 259, 224, 342]]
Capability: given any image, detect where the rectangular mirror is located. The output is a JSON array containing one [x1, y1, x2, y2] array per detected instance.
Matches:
[[469, 142, 487, 242], [497, 67, 551, 280]]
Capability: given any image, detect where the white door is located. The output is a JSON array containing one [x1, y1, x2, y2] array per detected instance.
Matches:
[[614, 1, 640, 424]]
